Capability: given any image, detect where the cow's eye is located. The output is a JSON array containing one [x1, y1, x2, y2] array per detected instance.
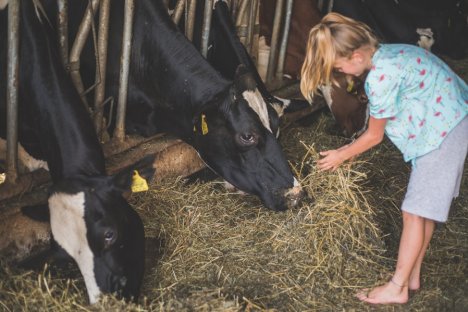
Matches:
[[104, 230, 115, 245], [238, 133, 258, 146]]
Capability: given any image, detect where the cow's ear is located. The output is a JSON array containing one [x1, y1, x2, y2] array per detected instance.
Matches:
[[234, 64, 257, 92], [111, 155, 156, 193]]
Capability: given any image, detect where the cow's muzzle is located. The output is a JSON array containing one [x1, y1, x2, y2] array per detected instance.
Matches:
[[284, 184, 305, 209]]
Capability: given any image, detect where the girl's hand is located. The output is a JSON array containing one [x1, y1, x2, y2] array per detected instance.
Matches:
[[317, 149, 346, 171]]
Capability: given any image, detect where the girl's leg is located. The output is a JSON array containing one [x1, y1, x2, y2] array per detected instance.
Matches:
[[408, 218, 435, 290], [357, 211, 427, 304]]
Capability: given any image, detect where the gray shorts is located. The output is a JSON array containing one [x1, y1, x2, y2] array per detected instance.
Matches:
[[401, 116, 468, 222]]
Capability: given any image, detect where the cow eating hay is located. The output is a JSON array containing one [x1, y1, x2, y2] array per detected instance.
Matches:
[[1, 101, 467, 310]]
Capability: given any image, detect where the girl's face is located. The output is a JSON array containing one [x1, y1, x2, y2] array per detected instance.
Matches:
[[334, 50, 373, 77]]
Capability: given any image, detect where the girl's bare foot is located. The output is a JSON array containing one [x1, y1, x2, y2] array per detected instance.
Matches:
[[356, 280, 409, 305]]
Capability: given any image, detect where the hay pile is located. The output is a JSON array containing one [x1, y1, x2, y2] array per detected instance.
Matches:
[[1, 60, 467, 311]]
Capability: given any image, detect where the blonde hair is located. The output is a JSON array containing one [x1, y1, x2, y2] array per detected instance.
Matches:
[[300, 12, 379, 102]]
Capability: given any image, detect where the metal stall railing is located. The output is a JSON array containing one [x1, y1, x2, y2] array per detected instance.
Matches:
[[5, 0, 20, 186], [2, 0, 298, 187]]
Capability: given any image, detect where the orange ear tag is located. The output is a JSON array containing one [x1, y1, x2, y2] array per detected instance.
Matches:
[[131, 170, 149, 193], [201, 114, 209, 135]]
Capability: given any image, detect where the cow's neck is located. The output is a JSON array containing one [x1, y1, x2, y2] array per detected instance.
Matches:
[[130, 1, 230, 120], [18, 3, 105, 181]]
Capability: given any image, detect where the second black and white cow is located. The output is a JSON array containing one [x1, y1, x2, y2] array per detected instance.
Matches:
[[0, 1, 155, 303], [205, 0, 310, 138], [66, 0, 303, 211]]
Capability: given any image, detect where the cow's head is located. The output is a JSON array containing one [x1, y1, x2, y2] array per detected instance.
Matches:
[[320, 72, 369, 139], [193, 66, 303, 211], [48, 156, 155, 304]]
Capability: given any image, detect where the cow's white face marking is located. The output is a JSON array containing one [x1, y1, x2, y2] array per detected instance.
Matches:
[[319, 84, 334, 110], [273, 97, 290, 117], [0, 0, 8, 10], [49, 192, 101, 304], [416, 28, 434, 51], [242, 89, 272, 133], [0, 138, 49, 172]]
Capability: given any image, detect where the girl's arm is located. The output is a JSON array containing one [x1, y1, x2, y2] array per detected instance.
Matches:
[[317, 116, 387, 171]]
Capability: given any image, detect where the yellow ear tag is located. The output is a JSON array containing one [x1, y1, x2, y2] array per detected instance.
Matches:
[[131, 170, 149, 193], [346, 79, 354, 93], [201, 114, 209, 135]]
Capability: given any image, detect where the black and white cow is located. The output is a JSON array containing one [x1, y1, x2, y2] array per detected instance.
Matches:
[[0, 1, 155, 304], [205, 0, 310, 138], [64, 0, 303, 211]]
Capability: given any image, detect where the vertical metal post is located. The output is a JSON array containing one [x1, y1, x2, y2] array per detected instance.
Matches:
[[266, 0, 284, 84], [246, 0, 258, 56], [230, 0, 238, 21], [6, 0, 20, 184], [317, 0, 324, 12], [172, 0, 185, 25], [276, 0, 293, 79], [326, 0, 334, 14], [57, 0, 69, 69], [235, 0, 248, 27], [185, 0, 197, 41], [93, 0, 111, 141], [114, 0, 135, 141], [69, 0, 100, 110], [200, 0, 214, 57]]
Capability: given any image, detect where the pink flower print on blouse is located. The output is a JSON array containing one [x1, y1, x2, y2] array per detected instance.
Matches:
[[378, 108, 386, 114], [399, 50, 404, 54], [446, 77, 452, 82], [441, 131, 447, 137], [379, 74, 385, 82], [389, 116, 397, 121], [420, 69, 426, 75], [408, 134, 416, 139], [417, 57, 421, 64], [419, 119, 426, 127], [408, 115, 413, 122], [434, 111, 442, 117], [419, 81, 425, 89], [436, 96, 442, 104]]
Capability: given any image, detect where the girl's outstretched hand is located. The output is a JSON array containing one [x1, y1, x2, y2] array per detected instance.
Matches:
[[317, 149, 345, 171]]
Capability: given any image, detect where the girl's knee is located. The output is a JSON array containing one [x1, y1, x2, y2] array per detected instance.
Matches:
[[402, 211, 425, 223]]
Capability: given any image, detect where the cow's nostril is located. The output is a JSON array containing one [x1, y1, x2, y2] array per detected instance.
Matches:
[[284, 185, 305, 208]]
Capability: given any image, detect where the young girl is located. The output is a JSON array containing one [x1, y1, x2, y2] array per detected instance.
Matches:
[[301, 13, 468, 305]]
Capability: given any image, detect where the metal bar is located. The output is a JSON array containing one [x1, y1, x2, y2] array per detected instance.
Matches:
[[172, 0, 185, 25], [69, 0, 100, 110], [327, 0, 334, 14], [266, 0, 284, 84], [93, 0, 111, 141], [246, 0, 258, 55], [114, 0, 135, 141], [185, 0, 197, 41], [57, 0, 69, 69], [200, 0, 214, 57], [317, 0, 323, 12], [230, 0, 238, 21], [6, 0, 20, 184], [250, 0, 260, 64], [235, 0, 248, 27], [276, 0, 293, 79]]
